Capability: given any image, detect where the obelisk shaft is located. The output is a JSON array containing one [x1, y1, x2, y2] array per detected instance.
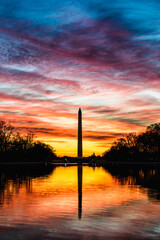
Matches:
[[78, 108, 82, 158]]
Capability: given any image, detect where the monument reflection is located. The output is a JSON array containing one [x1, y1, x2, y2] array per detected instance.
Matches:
[[0, 164, 84, 219], [78, 165, 83, 219], [0, 165, 160, 240]]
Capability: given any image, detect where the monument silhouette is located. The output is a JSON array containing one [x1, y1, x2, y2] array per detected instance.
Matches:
[[78, 108, 82, 158]]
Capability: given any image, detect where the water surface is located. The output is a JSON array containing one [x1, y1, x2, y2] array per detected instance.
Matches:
[[0, 164, 160, 240]]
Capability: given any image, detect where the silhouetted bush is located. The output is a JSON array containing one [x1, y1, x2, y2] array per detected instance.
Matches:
[[103, 123, 160, 162], [0, 121, 56, 162]]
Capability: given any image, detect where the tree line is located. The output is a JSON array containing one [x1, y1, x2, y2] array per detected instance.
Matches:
[[0, 121, 56, 162], [103, 123, 160, 162]]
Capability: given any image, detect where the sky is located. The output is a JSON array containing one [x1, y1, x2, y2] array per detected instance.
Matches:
[[0, 0, 160, 156]]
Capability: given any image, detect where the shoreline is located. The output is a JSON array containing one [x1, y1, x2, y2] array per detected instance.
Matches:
[[0, 161, 160, 166]]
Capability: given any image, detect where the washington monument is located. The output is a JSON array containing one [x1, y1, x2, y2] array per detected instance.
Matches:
[[78, 108, 82, 158]]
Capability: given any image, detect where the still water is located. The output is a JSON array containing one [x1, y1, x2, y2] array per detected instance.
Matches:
[[0, 164, 160, 240]]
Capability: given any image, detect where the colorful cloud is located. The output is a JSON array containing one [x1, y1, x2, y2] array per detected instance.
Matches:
[[0, 0, 160, 156]]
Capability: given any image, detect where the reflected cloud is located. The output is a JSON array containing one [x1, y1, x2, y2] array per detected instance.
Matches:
[[0, 165, 160, 239]]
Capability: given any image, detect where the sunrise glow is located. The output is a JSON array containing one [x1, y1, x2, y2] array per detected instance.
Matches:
[[0, 0, 160, 156]]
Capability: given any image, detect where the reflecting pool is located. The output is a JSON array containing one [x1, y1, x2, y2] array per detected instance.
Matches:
[[0, 164, 160, 240]]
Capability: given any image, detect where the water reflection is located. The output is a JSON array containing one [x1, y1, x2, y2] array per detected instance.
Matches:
[[0, 164, 160, 240], [78, 165, 82, 219], [0, 164, 84, 219], [104, 165, 160, 202], [0, 164, 55, 206]]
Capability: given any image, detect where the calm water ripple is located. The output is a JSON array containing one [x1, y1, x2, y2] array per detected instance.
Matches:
[[0, 164, 160, 240]]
